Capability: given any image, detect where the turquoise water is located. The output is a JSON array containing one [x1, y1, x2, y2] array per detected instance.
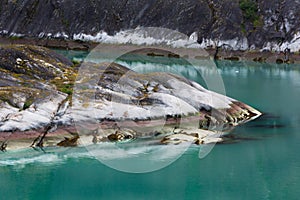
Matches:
[[1, 52, 300, 199]]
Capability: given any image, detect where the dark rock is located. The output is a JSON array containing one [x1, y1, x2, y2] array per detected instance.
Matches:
[[253, 57, 266, 62], [224, 56, 240, 61], [276, 58, 284, 64], [0, 141, 8, 152], [0, 0, 300, 49], [57, 135, 79, 147], [0, 45, 73, 80], [107, 130, 134, 142]]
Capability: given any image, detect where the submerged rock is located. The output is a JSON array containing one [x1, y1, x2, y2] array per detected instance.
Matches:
[[0, 140, 8, 152], [107, 129, 136, 142], [160, 128, 223, 145], [57, 135, 80, 147]]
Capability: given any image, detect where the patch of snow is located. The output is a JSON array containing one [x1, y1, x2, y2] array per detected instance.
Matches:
[[53, 32, 69, 39], [73, 29, 202, 49], [0, 30, 8, 35], [38, 32, 45, 38]]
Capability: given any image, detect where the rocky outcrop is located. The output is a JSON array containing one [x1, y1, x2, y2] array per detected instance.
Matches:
[[0, 45, 72, 79], [73, 62, 260, 127], [0, 45, 74, 138], [0, 45, 261, 150], [0, 0, 300, 52]]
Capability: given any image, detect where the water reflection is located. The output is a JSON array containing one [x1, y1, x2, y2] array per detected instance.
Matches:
[[7, 50, 298, 199]]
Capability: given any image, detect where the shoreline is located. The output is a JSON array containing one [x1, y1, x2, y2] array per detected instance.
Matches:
[[0, 39, 264, 152], [0, 114, 225, 152], [1, 36, 300, 64]]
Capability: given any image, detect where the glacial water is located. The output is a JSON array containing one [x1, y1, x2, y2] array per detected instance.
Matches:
[[1, 50, 300, 199]]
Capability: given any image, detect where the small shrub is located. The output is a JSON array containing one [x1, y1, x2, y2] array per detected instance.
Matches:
[[59, 83, 73, 95], [23, 100, 33, 110], [72, 59, 81, 66], [253, 18, 264, 28], [10, 36, 21, 40], [239, 0, 259, 21]]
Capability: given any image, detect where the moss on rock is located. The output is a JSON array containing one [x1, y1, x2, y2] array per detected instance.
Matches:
[[0, 45, 78, 111]]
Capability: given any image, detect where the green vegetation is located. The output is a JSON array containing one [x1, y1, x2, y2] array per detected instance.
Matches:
[[0, 45, 80, 113], [23, 99, 33, 110], [50, 70, 77, 96], [0, 87, 39, 110], [62, 19, 70, 27], [239, 0, 263, 30], [253, 17, 264, 28], [50, 78, 74, 96], [241, 23, 246, 34], [71, 59, 81, 66], [0, 91, 11, 106], [9, 35, 21, 40], [60, 83, 73, 95], [239, 0, 259, 21]]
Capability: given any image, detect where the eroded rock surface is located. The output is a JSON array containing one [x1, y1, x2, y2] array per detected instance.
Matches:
[[0, 45, 262, 150], [0, 45, 75, 141], [1, 0, 300, 51]]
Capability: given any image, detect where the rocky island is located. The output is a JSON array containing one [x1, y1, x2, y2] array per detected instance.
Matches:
[[0, 45, 261, 151]]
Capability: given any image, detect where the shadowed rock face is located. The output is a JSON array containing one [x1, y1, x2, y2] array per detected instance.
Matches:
[[0, 0, 300, 49], [0, 45, 261, 149]]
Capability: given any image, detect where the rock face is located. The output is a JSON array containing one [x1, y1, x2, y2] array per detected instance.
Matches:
[[0, 45, 261, 149], [0, 0, 300, 51], [0, 45, 73, 81], [73, 62, 260, 128], [0, 45, 74, 134]]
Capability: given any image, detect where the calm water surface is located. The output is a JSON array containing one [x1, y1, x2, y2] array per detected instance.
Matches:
[[1, 51, 300, 199]]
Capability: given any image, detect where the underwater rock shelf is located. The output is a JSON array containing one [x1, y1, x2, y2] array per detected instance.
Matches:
[[0, 45, 261, 151]]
